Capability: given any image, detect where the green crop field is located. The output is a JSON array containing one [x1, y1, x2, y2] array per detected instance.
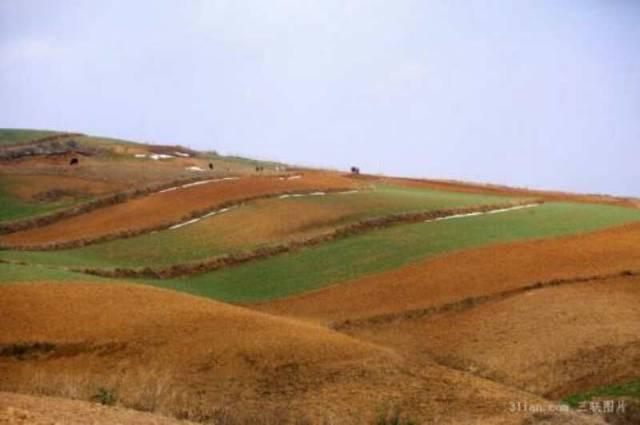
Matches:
[[0, 183, 75, 222], [0, 185, 517, 268], [142, 202, 640, 302], [0, 262, 105, 284], [3, 201, 638, 302], [563, 378, 640, 407]]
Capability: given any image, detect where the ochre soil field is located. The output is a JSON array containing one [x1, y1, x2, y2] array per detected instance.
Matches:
[[356, 175, 639, 209], [0, 282, 595, 425], [0, 172, 358, 247], [258, 221, 640, 323], [348, 276, 640, 401], [141, 195, 363, 250], [0, 392, 196, 425], [0, 174, 126, 200]]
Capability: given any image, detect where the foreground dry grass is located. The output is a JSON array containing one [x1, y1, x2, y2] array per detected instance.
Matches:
[[0, 172, 358, 247], [258, 221, 640, 323], [0, 282, 594, 425], [0, 391, 196, 425]]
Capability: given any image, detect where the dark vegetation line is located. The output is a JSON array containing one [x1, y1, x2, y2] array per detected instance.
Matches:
[[76, 200, 541, 279], [331, 269, 640, 331], [0, 176, 233, 236]]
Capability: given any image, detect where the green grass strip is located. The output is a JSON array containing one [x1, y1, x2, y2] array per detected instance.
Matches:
[[145, 202, 640, 302], [563, 378, 640, 407], [2, 201, 639, 303]]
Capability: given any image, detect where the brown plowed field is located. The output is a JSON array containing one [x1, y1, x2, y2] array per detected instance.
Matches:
[[0, 392, 196, 425], [0, 172, 357, 246], [0, 282, 582, 424], [348, 276, 640, 400], [1, 174, 126, 200], [258, 221, 640, 323], [356, 175, 639, 209]]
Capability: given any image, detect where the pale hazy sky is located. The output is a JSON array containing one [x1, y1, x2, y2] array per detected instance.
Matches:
[[1, 1, 638, 196]]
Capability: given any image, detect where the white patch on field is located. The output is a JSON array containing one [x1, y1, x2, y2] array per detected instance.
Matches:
[[150, 154, 175, 160], [174, 151, 190, 157], [170, 205, 238, 229], [182, 179, 216, 188], [186, 166, 204, 172], [278, 190, 359, 200], [158, 187, 178, 194], [134, 154, 147, 158], [425, 203, 540, 223], [169, 218, 201, 230], [286, 175, 302, 180], [157, 177, 241, 195]]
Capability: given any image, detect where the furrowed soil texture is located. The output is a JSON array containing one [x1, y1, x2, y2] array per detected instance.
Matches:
[[0, 185, 516, 268], [0, 172, 357, 247], [0, 282, 575, 425], [345, 276, 640, 402]]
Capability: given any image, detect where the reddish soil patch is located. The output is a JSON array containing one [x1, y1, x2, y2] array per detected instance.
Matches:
[[258, 221, 640, 324], [0, 282, 573, 425], [0, 172, 357, 246], [349, 277, 640, 400]]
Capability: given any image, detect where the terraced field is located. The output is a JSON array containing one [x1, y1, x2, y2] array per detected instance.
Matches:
[[260, 219, 640, 323], [0, 173, 357, 248], [0, 185, 515, 268], [2, 131, 639, 424], [143, 201, 640, 302], [3, 201, 639, 304]]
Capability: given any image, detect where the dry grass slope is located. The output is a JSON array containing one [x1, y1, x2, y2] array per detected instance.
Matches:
[[0, 282, 587, 425]]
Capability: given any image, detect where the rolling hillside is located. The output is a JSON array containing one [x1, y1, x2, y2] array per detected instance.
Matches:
[[1, 129, 638, 424]]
